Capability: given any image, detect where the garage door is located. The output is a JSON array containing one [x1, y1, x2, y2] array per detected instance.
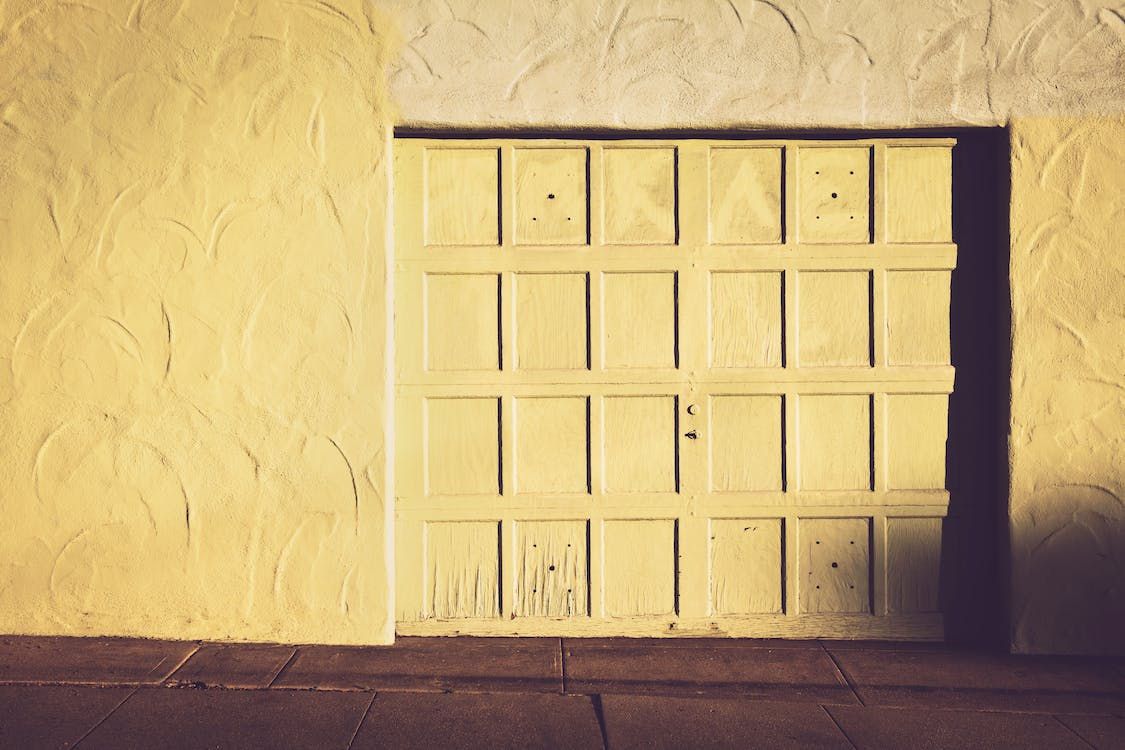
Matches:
[[393, 137, 954, 638]]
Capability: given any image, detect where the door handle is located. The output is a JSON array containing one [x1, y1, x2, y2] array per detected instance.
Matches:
[[684, 430, 699, 440]]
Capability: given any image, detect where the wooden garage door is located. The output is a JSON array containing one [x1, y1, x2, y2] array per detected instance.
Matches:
[[393, 137, 954, 638]]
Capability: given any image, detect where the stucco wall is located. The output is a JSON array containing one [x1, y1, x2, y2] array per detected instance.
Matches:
[[386, 0, 1125, 128], [1009, 116, 1125, 654], [0, 0, 396, 645], [1, 0, 1123, 651]]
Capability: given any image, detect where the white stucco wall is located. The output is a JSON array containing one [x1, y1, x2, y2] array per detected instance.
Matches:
[[385, 0, 1125, 128]]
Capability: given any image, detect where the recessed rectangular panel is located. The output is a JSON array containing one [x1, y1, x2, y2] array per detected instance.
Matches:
[[515, 273, 588, 370], [799, 518, 871, 614], [710, 518, 784, 615], [603, 396, 677, 494], [425, 273, 500, 371], [515, 147, 588, 245], [797, 147, 871, 243], [885, 147, 952, 243], [603, 147, 677, 244], [426, 398, 501, 496], [798, 271, 871, 367], [710, 271, 783, 368], [604, 519, 676, 616], [515, 397, 589, 495], [426, 521, 500, 619], [709, 147, 783, 244], [425, 148, 499, 245], [603, 272, 677, 369], [710, 395, 784, 492], [515, 520, 588, 617], [886, 394, 948, 490], [887, 517, 942, 613], [799, 394, 872, 491], [886, 270, 950, 365]]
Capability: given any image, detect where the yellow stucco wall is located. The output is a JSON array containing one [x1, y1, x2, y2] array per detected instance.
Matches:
[[1, 1, 1123, 652], [1009, 116, 1125, 654], [0, 0, 396, 645]]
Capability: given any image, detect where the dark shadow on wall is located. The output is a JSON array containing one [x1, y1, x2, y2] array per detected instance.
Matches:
[[942, 128, 1011, 649]]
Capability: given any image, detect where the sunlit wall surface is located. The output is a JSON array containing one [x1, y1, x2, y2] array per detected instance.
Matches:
[[1, 0, 1122, 652]]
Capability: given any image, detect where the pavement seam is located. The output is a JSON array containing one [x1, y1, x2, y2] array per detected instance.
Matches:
[[559, 638, 567, 694], [69, 685, 140, 748], [345, 692, 378, 749], [820, 705, 859, 750], [589, 694, 610, 750], [819, 641, 865, 707], [262, 646, 299, 687], [267, 646, 302, 688], [1052, 715, 1098, 749], [157, 643, 202, 683]]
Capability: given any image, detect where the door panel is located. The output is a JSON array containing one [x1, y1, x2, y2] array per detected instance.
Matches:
[[395, 137, 955, 638]]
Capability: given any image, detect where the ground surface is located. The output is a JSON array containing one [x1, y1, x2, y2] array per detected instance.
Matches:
[[0, 636, 1123, 748]]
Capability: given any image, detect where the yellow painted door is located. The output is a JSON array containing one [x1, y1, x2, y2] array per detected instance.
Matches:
[[394, 137, 955, 638]]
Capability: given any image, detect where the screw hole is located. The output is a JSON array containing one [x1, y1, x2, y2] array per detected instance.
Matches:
[[815, 215, 820, 219], [532, 217, 537, 221], [849, 170, 854, 175], [548, 193, 555, 199], [831, 192, 838, 199], [548, 565, 556, 571], [815, 170, 820, 174], [831, 562, 838, 568], [849, 585, 855, 589], [816, 585, 821, 589], [816, 540, 821, 545]]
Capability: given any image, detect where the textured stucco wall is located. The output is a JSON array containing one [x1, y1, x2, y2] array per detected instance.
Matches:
[[2, 0, 1123, 652], [1009, 116, 1125, 654], [0, 0, 396, 644], [386, 0, 1125, 128]]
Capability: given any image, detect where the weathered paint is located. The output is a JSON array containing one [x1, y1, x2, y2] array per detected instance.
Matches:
[[393, 137, 952, 638], [800, 518, 872, 614], [886, 517, 943, 614], [710, 519, 784, 615], [515, 521, 588, 618], [709, 272, 783, 369]]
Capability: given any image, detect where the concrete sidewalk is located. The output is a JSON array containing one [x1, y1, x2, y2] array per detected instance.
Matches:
[[1, 636, 1123, 748]]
